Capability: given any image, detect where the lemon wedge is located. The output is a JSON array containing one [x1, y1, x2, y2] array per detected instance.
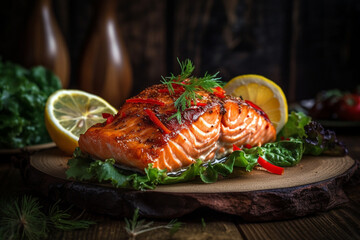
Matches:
[[224, 74, 288, 133], [45, 89, 117, 155]]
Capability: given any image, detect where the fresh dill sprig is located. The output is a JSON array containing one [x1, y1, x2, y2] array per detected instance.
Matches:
[[47, 200, 95, 231], [124, 208, 182, 240], [201, 217, 206, 230], [161, 59, 223, 123], [0, 195, 95, 240], [0, 195, 47, 240]]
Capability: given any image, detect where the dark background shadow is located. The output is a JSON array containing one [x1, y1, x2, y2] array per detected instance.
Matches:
[[0, 0, 359, 102]]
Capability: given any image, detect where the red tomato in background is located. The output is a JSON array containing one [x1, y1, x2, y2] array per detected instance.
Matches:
[[336, 94, 360, 121], [309, 90, 343, 120]]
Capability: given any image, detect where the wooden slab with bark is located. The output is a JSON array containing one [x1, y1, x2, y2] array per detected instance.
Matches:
[[26, 148, 357, 221]]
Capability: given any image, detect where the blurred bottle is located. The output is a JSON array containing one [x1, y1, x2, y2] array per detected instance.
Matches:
[[78, 0, 133, 108], [23, 0, 70, 88]]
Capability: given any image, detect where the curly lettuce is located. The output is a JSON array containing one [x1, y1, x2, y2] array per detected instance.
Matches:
[[277, 111, 347, 156]]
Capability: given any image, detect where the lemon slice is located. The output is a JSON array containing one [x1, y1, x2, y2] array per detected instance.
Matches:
[[224, 74, 288, 133], [45, 89, 117, 155]]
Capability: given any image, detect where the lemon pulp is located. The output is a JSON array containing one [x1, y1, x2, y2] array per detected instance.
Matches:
[[45, 89, 117, 155]]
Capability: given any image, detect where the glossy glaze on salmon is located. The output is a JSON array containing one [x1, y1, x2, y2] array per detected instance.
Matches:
[[78, 84, 276, 172]]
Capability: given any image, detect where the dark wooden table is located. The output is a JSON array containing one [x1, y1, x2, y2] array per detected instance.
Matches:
[[1, 135, 360, 240]]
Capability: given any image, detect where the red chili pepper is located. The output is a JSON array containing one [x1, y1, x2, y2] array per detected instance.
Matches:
[[244, 144, 252, 149], [145, 109, 171, 134], [190, 100, 207, 107], [245, 100, 269, 121], [280, 136, 290, 141], [102, 113, 115, 124], [257, 156, 284, 175], [159, 88, 170, 93], [126, 98, 165, 106], [102, 113, 112, 118], [196, 102, 207, 106], [213, 86, 226, 99], [159, 86, 185, 94], [233, 144, 241, 151]]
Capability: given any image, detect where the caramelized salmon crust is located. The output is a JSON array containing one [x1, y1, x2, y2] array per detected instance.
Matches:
[[79, 84, 276, 172]]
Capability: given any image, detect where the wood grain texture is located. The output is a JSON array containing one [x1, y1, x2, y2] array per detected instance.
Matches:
[[171, 0, 292, 92], [0, 142, 55, 155], [29, 148, 355, 192], [236, 190, 360, 240], [293, 0, 360, 100], [1, 0, 359, 100], [26, 148, 356, 221], [1, 134, 360, 240]]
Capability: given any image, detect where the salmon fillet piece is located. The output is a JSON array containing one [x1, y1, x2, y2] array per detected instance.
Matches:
[[78, 84, 276, 172]]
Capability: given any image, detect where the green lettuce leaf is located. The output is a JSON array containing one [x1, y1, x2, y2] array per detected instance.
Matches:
[[277, 111, 311, 140], [303, 121, 348, 156], [276, 111, 346, 156], [230, 149, 258, 171], [66, 148, 259, 190], [257, 138, 304, 167]]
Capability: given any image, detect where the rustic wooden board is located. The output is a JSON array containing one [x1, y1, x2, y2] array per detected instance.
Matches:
[[0, 142, 56, 155], [27, 148, 357, 221]]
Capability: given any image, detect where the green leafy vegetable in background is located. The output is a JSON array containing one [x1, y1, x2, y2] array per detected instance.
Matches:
[[0, 60, 61, 148], [277, 111, 347, 156], [303, 121, 348, 156]]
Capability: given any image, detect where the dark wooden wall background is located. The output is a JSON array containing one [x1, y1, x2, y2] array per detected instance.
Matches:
[[0, 0, 359, 102]]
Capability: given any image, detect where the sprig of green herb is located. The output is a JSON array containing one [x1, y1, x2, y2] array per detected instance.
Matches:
[[0, 195, 47, 240], [0, 196, 95, 240], [124, 208, 182, 240], [201, 217, 206, 230], [161, 59, 222, 123], [47, 200, 95, 231]]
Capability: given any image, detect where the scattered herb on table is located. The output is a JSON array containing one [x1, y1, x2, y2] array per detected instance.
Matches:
[[0, 195, 95, 240], [124, 208, 182, 240], [0, 60, 61, 149], [201, 217, 206, 230]]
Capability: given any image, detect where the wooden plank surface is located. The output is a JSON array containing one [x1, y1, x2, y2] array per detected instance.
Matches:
[[0, 135, 359, 239], [27, 149, 356, 220], [1, 159, 359, 240]]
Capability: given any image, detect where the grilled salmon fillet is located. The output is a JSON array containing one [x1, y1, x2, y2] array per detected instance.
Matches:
[[78, 84, 276, 172]]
